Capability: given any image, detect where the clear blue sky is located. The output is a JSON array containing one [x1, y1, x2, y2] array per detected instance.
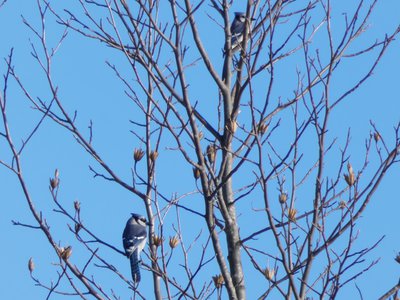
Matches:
[[1, 1, 399, 299]]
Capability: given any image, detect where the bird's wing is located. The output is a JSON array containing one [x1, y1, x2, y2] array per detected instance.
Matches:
[[123, 223, 147, 256], [231, 22, 246, 46], [231, 20, 245, 36]]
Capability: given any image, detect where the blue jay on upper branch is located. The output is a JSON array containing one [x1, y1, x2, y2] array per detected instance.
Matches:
[[122, 213, 148, 284], [229, 12, 255, 53], [222, 12, 255, 81]]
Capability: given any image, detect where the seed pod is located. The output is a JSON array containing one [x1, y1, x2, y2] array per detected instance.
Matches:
[[226, 119, 237, 133], [152, 235, 163, 248], [258, 122, 268, 135], [28, 257, 35, 274], [150, 151, 158, 162], [338, 200, 346, 209], [344, 162, 355, 186], [60, 246, 72, 261], [50, 169, 60, 190], [75, 223, 82, 234], [374, 131, 381, 142], [288, 208, 297, 222], [212, 274, 224, 289], [264, 267, 275, 281], [74, 200, 81, 213], [279, 192, 288, 204], [169, 236, 179, 249], [193, 167, 201, 180], [133, 148, 145, 162], [206, 144, 216, 164]]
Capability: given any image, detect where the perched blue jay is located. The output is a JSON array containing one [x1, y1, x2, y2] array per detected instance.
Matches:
[[222, 12, 255, 81], [122, 213, 148, 283], [230, 12, 255, 52]]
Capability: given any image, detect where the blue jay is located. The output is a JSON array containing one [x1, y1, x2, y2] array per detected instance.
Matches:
[[122, 213, 148, 283], [222, 12, 255, 81], [230, 12, 255, 52]]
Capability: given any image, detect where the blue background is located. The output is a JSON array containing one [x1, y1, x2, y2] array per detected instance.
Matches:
[[0, 1, 399, 299]]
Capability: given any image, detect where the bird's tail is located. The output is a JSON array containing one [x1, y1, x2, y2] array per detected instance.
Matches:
[[130, 250, 141, 283]]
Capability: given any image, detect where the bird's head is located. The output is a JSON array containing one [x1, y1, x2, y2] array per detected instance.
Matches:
[[234, 12, 246, 23], [234, 12, 255, 22], [131, 213, 149, 226]]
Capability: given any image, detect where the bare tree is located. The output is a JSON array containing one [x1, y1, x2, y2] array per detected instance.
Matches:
[[1, 0, 400, 299]]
